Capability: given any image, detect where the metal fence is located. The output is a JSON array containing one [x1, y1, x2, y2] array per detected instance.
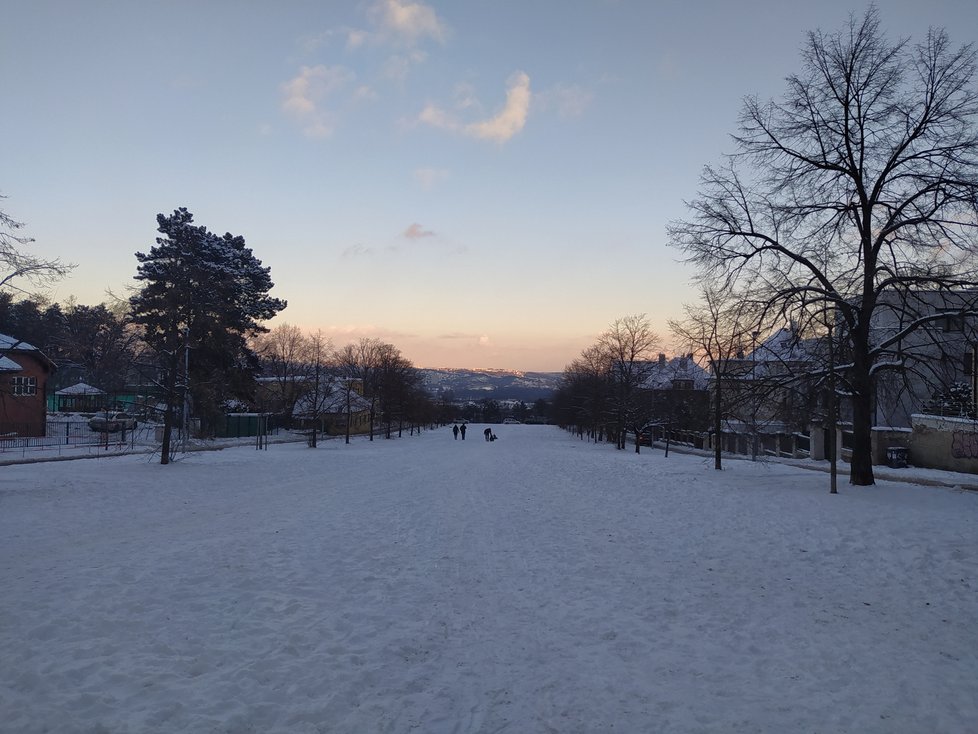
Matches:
[[0, 421, 153, 453]]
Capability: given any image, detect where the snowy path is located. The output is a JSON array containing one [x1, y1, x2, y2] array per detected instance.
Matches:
[[1, 426, 976, 733]]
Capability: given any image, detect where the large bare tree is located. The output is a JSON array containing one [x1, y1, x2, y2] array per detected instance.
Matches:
[[669, 8, 978, 485]]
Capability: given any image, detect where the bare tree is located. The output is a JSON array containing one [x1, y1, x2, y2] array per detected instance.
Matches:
[[598, 314, 660, 450], [669, 8, 978, 485], [253, 323, 310, 419], [670, 286, 757, 470], [375, 342, 419, 438], [0, 195, 73, 294], [302, 330, 335, 448], [335, 337, 383, 443], [553, 344, 613, 442]]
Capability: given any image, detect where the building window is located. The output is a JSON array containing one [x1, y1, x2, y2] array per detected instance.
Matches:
[[938, 310, 965, 332], [10, 376, 37, 396]]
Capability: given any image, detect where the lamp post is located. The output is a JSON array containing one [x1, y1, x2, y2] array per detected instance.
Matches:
[[182, 327, 190, 454], [751, 330, 759, 461], [828, 316, 837, 494], [972, 343, 977, 419]]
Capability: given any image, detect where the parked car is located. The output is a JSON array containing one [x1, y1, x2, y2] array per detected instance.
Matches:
[[88, 412, 138, 432], [503, 418, 522, 424]]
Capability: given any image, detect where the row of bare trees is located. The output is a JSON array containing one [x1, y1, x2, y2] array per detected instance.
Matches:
[[252, 325, 435, 447], [552, 315, 661, 449]]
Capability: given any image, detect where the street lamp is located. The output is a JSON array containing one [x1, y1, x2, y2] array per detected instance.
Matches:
[[751, 330, 759, 461]]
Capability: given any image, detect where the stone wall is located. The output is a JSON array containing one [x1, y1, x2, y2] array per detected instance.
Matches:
[[910, 414, 978, 474]]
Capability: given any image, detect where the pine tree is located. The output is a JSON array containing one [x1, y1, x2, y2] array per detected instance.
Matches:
[[130, 208, 286, 463]]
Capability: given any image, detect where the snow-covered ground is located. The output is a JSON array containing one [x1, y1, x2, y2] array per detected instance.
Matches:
[[1, 425, 976, 733]]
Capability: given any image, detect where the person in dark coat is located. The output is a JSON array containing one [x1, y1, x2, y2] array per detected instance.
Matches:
[[484, 427, 492, 441], [460, 423, 467, 440], [452, 424, 459, 440]]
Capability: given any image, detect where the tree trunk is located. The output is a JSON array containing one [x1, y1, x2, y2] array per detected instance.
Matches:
[[160, 403, 173, 465], [849, 370, 876, 486], [159, 360, 179, 465]]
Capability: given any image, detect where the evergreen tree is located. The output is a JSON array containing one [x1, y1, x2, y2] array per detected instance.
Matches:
[[130, 208, 286, 463]]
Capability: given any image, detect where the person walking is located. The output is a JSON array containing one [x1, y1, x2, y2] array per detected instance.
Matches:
[[452, 424, 459, 440], [460, 423, 467, 440]]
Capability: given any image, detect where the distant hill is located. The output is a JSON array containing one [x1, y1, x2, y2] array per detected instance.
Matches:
[[418, 368, 562, 403]]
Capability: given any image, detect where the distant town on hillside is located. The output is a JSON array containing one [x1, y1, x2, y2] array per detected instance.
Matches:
[[418, 368, 562, 403]]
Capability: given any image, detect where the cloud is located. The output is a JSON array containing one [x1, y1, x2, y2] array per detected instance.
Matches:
[[403, 223, 436, 240], [420, 72, 531, 144], [341, 243, 374, 258], [413, 167, 449, 190], [281, 65, 355, 137], [418, 103, 459, 133], [383, 50, 428, 82], [436, 333, 489, 344], [373, 0, 446, 45], [465, 72, 531, 143], [346, 29, 370, 49]]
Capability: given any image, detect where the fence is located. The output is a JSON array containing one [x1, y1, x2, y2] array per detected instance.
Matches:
[[0, 421, 152, 454], [644, 427, 811, 459]]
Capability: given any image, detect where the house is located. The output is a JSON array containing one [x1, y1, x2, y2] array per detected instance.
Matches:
[[292, 380, 372, 436], [51, 382, 107, 412], [868, 289, 978, 428], [638, 353, 711, 432], [643, 352, 711, 391], [717, 327, 821, 434], [0, 333, 56, 437]]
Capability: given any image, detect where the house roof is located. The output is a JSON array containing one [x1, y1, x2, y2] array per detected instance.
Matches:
[[0, 355, 21, 372], [293, 385, 372, 417], [751, 327, 818, 363], [0, 332, 56, 371], [0, 333, 40, 352], [56, 382, 106, 396], [641, 355, 710, 390]]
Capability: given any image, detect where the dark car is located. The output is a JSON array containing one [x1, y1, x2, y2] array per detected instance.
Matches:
[[88, 412, 138, 432]]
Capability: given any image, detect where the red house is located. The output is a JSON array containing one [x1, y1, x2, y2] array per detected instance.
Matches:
[[0, 334, 55, 437]]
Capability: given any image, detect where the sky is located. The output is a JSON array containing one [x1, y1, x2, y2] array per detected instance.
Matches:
[[3, 1, 978, 371]]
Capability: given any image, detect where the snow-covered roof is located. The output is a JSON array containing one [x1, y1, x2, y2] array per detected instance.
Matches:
[[750, 328, 819, 363], [641, 355, 710, 390], [0, 355, 21, 372], [293, 385, 372, 417], [0, 333, 40, 352], [56, 382, 106, 396]]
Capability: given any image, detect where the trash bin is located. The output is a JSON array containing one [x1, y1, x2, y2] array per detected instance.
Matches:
[[885, 446, 908, 468]]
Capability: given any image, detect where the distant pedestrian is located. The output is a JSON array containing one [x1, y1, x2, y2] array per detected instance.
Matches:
[[460, 423, 467, 440], [452, 424, 459, 440], [484, 428, 492, 441]]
